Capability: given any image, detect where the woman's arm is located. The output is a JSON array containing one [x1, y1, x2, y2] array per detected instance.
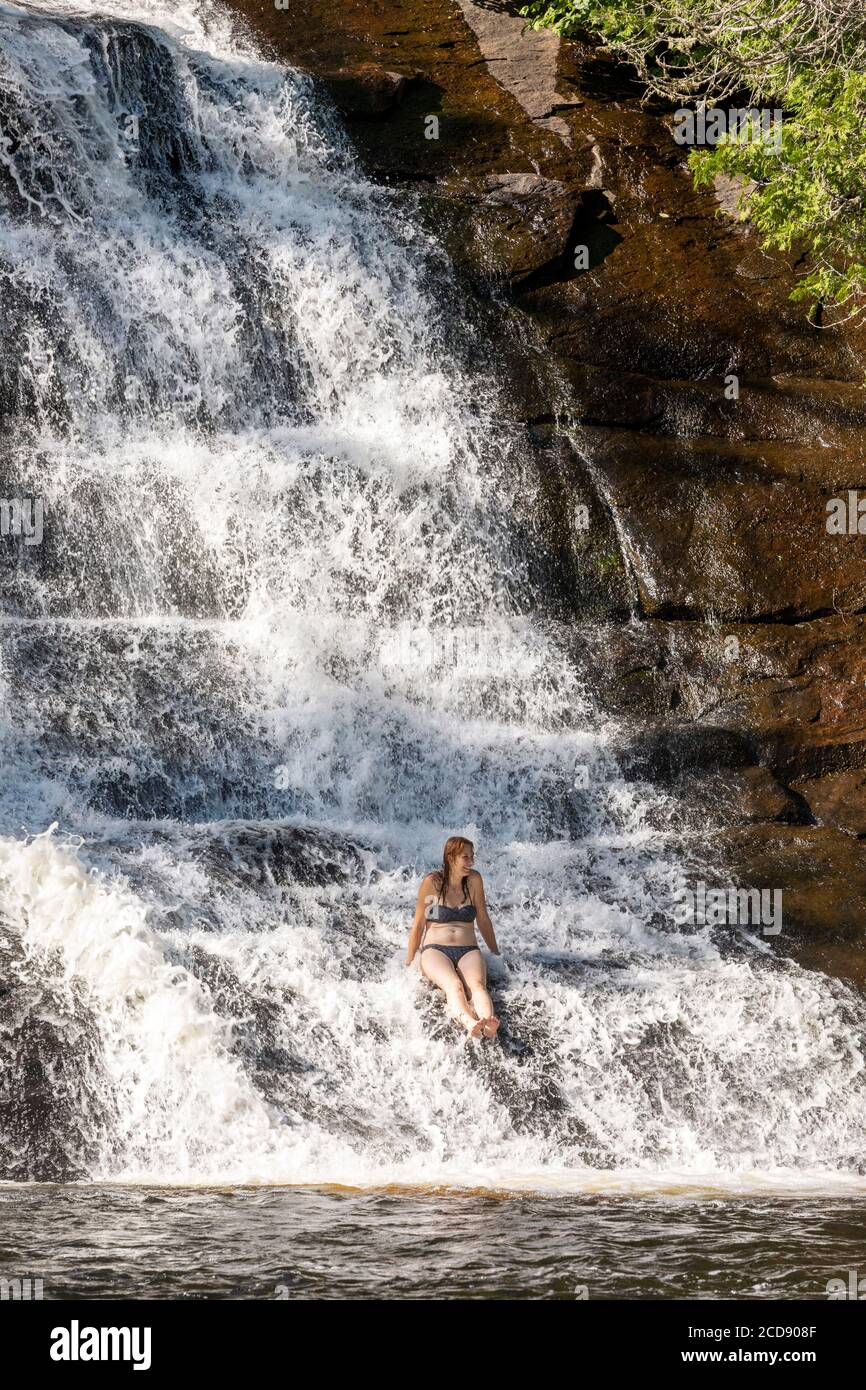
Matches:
[[470, 871, 500, 954], [406, 873, 436, 966]]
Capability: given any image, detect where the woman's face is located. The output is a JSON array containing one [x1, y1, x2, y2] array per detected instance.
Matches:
[[454, 849, 475, 876]]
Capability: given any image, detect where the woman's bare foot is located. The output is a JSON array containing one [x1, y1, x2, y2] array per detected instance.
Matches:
[[460, 1015, 485, 1039], [480, 1015, 500, 1039]]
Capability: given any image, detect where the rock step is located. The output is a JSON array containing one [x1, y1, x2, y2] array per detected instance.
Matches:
[[556, 363, 866, 443], [563, 427, 866, 622], [559, 615, 866, 836]]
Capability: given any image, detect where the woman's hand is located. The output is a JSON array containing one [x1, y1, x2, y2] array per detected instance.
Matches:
[[469, 872, 500, 956], [407, 873, 435, 971]]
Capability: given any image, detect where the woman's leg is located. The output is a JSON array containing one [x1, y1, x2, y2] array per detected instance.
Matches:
[[456, 950, 500, 1037], [420, 949, 485, 1037]]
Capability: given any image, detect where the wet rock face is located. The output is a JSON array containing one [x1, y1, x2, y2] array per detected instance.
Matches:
[[0, 911, 114, 1181], [573, 429, 866, 622], [718, 827, 866, 992], [230, 0, 866, 979], [792, 772, 866, 839]]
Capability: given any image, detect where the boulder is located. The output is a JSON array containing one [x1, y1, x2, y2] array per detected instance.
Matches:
[[320, 66, 412, 117]]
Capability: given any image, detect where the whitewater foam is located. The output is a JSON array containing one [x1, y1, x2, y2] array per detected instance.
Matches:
[[0, 0, 864, 1191]]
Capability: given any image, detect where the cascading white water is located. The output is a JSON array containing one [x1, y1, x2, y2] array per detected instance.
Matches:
[[1, 0, 865, 1192]]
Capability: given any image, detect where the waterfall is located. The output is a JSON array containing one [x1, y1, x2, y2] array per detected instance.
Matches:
[[1, 0, 865, 1192]]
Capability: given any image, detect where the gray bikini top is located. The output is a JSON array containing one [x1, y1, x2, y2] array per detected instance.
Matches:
[[425, 877, 477, 924]]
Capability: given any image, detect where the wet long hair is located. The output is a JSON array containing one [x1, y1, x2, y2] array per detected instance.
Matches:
[[434, 835, 475, 904]]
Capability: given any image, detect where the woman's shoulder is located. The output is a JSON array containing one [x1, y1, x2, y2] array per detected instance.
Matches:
[[420, 870, 440, 889]]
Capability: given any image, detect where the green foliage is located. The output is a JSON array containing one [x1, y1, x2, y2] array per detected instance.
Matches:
[[520, 2, 650, 41], [692, 71, 866, 317], [519, 1, 866, 321]]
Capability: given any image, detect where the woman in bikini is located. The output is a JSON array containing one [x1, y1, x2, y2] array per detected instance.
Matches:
[[406, 835, 501, 1039]]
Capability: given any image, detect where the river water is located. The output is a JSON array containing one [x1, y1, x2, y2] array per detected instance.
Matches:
[[3, 1185, 865, 1300]]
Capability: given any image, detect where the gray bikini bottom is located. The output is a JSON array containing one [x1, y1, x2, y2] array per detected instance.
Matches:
[[420, 944, 479, 966]]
